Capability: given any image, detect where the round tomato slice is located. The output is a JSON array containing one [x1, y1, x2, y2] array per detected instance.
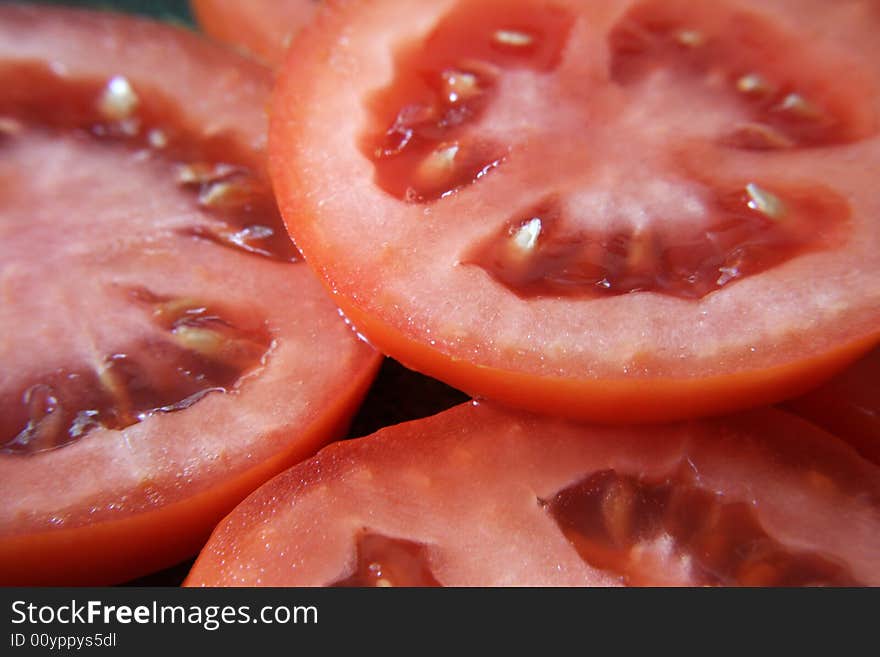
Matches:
[[270, 0, 880, 423], [784, 347, 880, 467], [185, 401, 880, 586], [191, 0, 319, 66], [0, 5, 380, 586]]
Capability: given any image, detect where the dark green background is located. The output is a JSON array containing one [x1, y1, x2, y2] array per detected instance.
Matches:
[[18, 0, 194, 24]]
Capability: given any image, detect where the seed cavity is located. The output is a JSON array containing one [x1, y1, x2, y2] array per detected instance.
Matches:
[[363, 0, 574, 202], [332, 531, 441, 587], [0, 289, 272, 455], [545, 468, 859, 586], [97, 75, 140, 122], [465, 183, 848, 300]]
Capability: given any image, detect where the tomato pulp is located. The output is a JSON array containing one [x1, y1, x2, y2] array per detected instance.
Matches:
[[0, 5, 379, 585], [270, 0, 880, 422]]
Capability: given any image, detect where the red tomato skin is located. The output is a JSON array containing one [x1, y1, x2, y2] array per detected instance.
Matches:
[[335, 295, 879, 425], [269, 0, 880, 424]]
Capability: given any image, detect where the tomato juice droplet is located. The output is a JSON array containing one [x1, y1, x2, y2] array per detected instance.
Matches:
[[362, 0, 575, 202], [331, 531, 441, 587], [546, 469, 859, 586]]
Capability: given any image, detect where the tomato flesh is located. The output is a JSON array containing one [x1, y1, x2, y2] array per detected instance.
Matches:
[[0, 5, 379, 585], [186, 402, 880, 587], [270, 0, 880, 421]]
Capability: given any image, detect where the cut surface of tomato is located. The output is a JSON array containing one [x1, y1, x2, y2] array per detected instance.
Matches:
[[784, 347, 880, 467], [0, 5, 379, 585], [191, 0, 320, 66], [185, 401, 880, 587], [270, 0, 880, 422]]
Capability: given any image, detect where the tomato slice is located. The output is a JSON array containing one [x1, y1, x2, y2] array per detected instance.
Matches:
[[784, 347, 880, 467], [185, 401, 880, 586], [0, 5, 379, 586], [270, 0, 880, 423], [191, 0, 319, 66]]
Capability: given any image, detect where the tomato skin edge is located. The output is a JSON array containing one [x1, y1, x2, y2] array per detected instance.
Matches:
[[330, 295, 879, 424], [0, 352, 379, 587]]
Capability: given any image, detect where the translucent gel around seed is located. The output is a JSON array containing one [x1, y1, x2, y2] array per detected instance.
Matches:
[[331, 531, 441, 587]]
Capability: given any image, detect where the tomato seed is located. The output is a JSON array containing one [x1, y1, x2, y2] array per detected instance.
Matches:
[[96, 75, 139, 122]]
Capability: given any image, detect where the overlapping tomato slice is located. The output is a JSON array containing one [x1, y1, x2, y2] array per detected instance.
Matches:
[[270, 0, 880, 423], [186, 401, 880, 587], [0, 5, 379, 585], [785, 347, 880, 467], [191, 0, 319, 65]]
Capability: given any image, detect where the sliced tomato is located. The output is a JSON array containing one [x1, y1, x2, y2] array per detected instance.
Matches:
[[0, 5, 379, 586], [783, 347, 880, 467], [270, 0, 880, 423], [191, 0, 320, 66], [185, 401, 880, 586]]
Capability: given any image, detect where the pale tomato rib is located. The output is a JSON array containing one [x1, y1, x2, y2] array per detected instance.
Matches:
[[185, 402, 880, 587], [0, 5, 380, 586], [271, 0, 880, 422]]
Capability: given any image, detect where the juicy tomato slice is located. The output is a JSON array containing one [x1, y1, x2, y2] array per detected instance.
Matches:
[[270, 0, 880, 423], [0, 5, 379, 586], [784, 347, 880, 467], [191, 0, 320, 66], [185, 401, 880, 586]]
